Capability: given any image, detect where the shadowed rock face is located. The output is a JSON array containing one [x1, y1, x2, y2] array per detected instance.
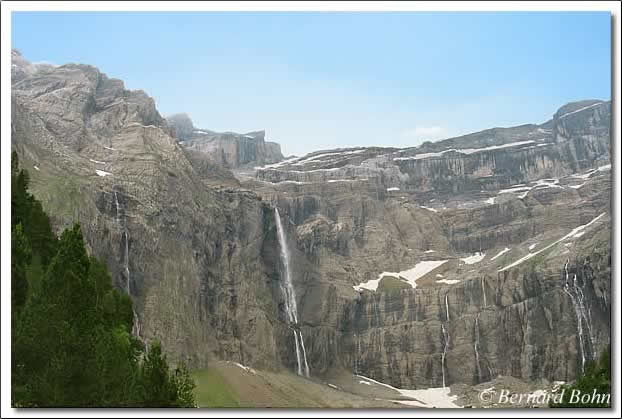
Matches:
[[11, 49, 611, 389]]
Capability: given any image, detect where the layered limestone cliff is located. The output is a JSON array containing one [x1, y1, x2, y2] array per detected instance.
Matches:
[[11, 49, 611, 390], [167, 113, 284, 169], [250, 98, 612, 386], [11, 50, 291, 371]]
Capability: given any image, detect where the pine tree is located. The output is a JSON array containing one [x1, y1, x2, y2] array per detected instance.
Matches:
[[11, 155, 196, 407], [11, 224, 31, 311]]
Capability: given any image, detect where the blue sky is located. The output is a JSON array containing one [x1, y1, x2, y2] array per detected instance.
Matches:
[[12, 12, 611, 156]]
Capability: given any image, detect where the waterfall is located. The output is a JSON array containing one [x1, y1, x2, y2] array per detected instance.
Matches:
[[132, 309, 141, 337], [292, 330, 303, 376], [299, 331, 310, 377], [123, 231, 130, 295], [114, 191, 121, 224], [439, 291, 451, 387], [115, 191, 131, 294], [441, 323, 450, 388], [562, 259, 595, 373], [474, 313, 482, 382], [115, 191, 139, 338], [274, 207, 310, 377], [354, 333, 361, 375], [481, 278, 487, 308]]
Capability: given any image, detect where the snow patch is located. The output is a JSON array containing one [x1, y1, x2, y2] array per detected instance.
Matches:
[[436, 278, 461, 285], [33, 165, 40, 171], [327, 179, 367, 183], [558, 102, 602, 119], [89, 158, 106, 165], [424, 250, 436, 253], [103, 146, 117, 151], [570, 169, 597, 180], [353, 260, 448, 291], [355, 375, 459, 408], [232, 362, 257, 375], [498, 178, 563, 199], [490, 247, 511, 261], [255, 156, 301, 170], [294, 149, 366, 165], [499, 213, 606, 271], [528, 243, 538, 251], [393, 140, 535, 161], [421, 206, 438, 213], [327, 383, 340, 390], [460, 252, 485, 265], [96, 170, 112, 177], [386, 187, 400, 191], [484, 197, 496, 205]]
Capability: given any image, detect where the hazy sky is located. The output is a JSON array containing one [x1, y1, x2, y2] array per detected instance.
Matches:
[[12, 12, 611, 156]]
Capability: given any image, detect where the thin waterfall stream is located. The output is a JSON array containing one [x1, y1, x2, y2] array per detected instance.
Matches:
[[274, 207, 310, 377], [115, 191, 140, 338]]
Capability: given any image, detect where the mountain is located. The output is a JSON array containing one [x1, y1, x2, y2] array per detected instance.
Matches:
[[166, 113, 284, 169], [11, 49, 611, 393]]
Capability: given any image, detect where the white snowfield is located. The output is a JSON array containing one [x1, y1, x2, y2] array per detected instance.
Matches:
[[89, 158, 106, 165], [490, 247, 511, 261], [95, 170, 112, 177], [460, 252, 485, 265], [499, 213, 606, 272], [386, 187, 400, 191], [353, 260, 448, 291], [355, 375, 460, 408], [393, 140, 536, 161]]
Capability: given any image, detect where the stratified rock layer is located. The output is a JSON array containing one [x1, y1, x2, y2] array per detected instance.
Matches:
[[12, 49, 611, 389]]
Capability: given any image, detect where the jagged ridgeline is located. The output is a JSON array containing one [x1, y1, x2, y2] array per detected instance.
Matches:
[[11, 47, 611, 398], [10, 152, 195, 408]]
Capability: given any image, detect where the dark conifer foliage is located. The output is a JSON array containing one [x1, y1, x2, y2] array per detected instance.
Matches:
[[11, 152, 196, 407]]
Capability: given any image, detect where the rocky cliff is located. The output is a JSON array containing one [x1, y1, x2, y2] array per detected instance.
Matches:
[[11, 50, 290, 370], [249, 97, 611, 387], [167, 113, 284, 169], [11, 49, 611, 390]]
